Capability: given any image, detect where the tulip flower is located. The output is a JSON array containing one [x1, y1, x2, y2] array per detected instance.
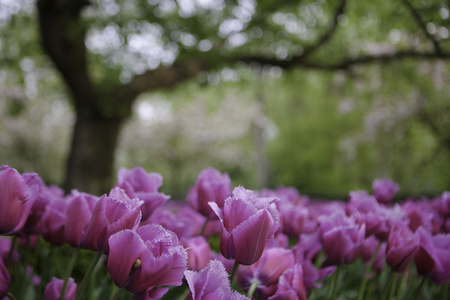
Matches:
[[44, 277, 77, 300], [237, 246, 294, 299], [319, 212, 365, 265], [385, 221, 419, 272], [116, 167, 169, 221], [64, 190, 98, 248], [209, 187, 279, 265], [372, 178, 399, 204], [107, 224, 187, 299], [187, 167, 232, 219], [180, 236, 211, 271], [414, 228, 450, 284], [185, 259, 249, 300], [22, 172, 64, 234], [37, 197, 68, 246], [84, 187, 143, 254], [267, 264, 307, 300], [0, 166, 32, 235]]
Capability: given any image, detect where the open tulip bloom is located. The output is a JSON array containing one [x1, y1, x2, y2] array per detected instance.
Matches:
[[1, 166, 450, 300]]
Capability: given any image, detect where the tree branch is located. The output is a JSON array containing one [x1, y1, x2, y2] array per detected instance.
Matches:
[[121, 59, 209, 96], [401, 0, 442, 55], [300, 0, 347, 59]]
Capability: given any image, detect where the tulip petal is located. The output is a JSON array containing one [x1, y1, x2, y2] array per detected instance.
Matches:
[[232, 209, 274, 265], [108, 230, 147, 288]]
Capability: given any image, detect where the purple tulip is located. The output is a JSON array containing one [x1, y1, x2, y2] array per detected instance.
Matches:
[[267, 264, 307, 300], [180, 236, 211, 271], [147, 202, 205, 238], [346, 191, 390, 238], [0, 237, 18, 264], [372, 178, 399, 204], [84, 187, 143, 254], [361, 236, 386, 272], [319, 212, 365, 265], [0, 259, 11, 299], [402, 200, 434, 233], [22, 173, 64, 234], [116, 167, 169, 221], [209, 187, 279, 265], [107, 224, 187, 299], [237, 246, 294, 299], [185, 259, 249, 300], [414, 228, 450, 284], [64, 190, 98, 247], [0, 166, 32, 235], [44, 277, 77, 300], [187, 167, 233, 219], [37, 197, 68, 246], [385, 221, 419, 272]]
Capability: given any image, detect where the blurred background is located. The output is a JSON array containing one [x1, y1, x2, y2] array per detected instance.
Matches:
[[1, 0, 449, 199]]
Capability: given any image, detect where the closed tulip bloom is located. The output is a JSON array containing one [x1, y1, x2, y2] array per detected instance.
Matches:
[[414, 228, 450, 284], [37, 197, 68, 246], [180, 236, 211, 271], [372, 178, 399, 204], [209, 187, 279, 265], [237, 247, 294, 299], [187, 168, 232, 219], [386, 222, 419, 272], [319, 212, 365, 265], [0, 166, 32, 235], [22, 173, 64, 234], [185, 259, 249, 300], [84, 187, 143, 254], [107, 224, 187, 299], [64, 190, 98, 247], [267, 264, 307, 300], [44, 277, 77, 300], [116, 167, 169, 221]]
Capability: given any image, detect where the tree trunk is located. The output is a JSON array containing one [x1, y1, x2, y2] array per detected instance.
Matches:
[[65, 115, 124, 195]]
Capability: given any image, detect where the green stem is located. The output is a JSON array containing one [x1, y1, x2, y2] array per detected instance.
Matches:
[[412, 277, 427, 300], [230, 261, 240, 286], [75, 251, 103, 300], [7, 292, 17, 300], [357, 241, 382, 300], [199, 218, 209, 237], [247, 279, 259, 299], [110, 287, 123, 300], [330, 265, 341, 300], [388, 273, 398, 300], [381, 269, 395, 300], [395, 272, 405, 300], [443, 285, 448, 300], [314, 250, 325, 269], [60, 248, 80, 300]]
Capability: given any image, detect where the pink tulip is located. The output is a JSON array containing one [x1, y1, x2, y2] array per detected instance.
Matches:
[[319, 212, 365, 265], [187, 168, 232, 219], [180, 236, 211, 271], [267, 264, 307, 300], [237, 247, 294, 299], [116, 167, 169, 221], [0, 166, 32, 235], [84, 187, 142, 254], [44, 277, 77, 300], [372, 178, 399, 204], [185, 259, 249, 300], [414, 228, 450, 284], [107, 224, 187, 299], [64, 190, 98, 247], [209, 187, 279, 265], [386, 222, 419, 272]]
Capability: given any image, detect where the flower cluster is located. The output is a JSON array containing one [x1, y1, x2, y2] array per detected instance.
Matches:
[[1, 165, 449, 300]]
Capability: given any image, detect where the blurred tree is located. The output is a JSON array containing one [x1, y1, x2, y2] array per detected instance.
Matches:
[[1, 0, 449, 194]]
